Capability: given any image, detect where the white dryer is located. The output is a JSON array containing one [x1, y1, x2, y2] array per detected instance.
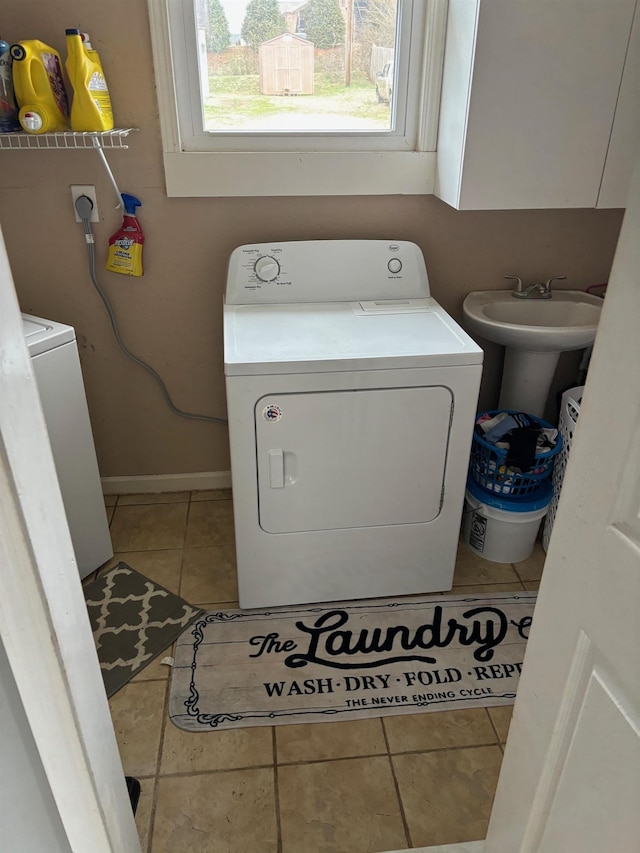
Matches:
[[224, 240, 483, 608]]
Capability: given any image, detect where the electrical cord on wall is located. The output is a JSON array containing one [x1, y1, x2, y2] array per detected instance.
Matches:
[[75, 194, 227, 425]]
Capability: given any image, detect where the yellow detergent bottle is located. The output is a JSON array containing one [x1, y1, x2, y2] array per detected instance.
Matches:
[[10, 40, 69, 133], [65, 28, 114, 131]]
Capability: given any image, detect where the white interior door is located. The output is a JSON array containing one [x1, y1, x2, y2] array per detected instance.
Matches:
[[483, 164, 640, 849], [0, 227, 140, 852]]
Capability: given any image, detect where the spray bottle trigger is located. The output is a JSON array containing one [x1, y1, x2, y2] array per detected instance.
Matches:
[[120, 193, 141, 215]]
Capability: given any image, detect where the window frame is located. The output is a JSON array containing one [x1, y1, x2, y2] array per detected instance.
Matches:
[[148, 0, 447, 197]]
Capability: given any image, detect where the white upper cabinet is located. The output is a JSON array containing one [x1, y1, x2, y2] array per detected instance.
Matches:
[[598, 5, 640, 207], [435, 0, 640, 210]]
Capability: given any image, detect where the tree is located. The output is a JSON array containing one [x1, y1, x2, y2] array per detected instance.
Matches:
[[304, 0, 346, 49], [361, 0, 397, 48], [241, 0, 285, 50], [355, 0, 396, 77], [207, 0, 231, 53]]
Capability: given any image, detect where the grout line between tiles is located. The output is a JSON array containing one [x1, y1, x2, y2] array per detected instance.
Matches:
[[108, 544, 192, 556], [182, 498, 194, 552], [159, 760, 273, 779], [514, 572, 527, 590], [155, 763, 275, 780], [511, 563, 525, 584], [272, 728, 283, 853], [131, 675, 170, 685], [146, 675, 172, 852], [178, 534, 188, 599], [381, 718, 413, 850], [484, 707, 503, 746], [110, 547, 186, 556], [275, 738, 504, 767], [181, 542, 238, 551]]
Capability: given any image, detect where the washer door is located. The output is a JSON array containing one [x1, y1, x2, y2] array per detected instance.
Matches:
[[255, 386, 453, 534]]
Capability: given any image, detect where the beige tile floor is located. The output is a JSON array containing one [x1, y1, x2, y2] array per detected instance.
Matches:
[[91, 490, 546, 853]]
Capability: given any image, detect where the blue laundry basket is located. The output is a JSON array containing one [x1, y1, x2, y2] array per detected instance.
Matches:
[[469, 410, 562, 497]]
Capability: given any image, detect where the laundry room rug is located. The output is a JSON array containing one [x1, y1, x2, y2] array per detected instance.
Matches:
[[84, 563, 202, 697], [169, 591, 536, 731]]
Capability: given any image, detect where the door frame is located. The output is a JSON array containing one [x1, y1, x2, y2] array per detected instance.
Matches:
[[0, 227, 141, 852]]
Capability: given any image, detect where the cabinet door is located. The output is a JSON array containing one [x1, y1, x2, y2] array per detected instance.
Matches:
[[255, 386, 453, 534], [436, 0, 636, 210], [597, 5, 640, 208]]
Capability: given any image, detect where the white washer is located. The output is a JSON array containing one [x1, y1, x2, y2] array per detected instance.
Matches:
[[224, 240, 483, 608], [23, 314, 113, 578]]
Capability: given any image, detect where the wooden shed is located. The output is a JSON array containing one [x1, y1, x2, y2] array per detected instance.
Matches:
[[259, 33, 314, 96]]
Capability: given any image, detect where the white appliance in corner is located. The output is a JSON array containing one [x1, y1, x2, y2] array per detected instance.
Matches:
[[22, 314, 113, 578], [224, 240, 484, 608]]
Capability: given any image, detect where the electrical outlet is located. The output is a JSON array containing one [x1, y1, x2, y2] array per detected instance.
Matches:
[[71, 185, 100, 223]]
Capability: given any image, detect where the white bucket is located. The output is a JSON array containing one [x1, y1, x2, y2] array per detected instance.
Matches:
[[462, 480, 552, 563]]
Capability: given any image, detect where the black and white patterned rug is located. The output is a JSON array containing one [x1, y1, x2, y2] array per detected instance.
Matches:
[[84, 562, 202, 697]]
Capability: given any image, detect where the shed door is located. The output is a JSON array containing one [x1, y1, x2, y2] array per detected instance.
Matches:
[[274, 44, 302, 93], [255, 386, 453, 534]]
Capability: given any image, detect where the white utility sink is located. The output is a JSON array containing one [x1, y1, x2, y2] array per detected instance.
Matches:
[[463, 290, 603, 352], [462, 289, 603, 416]]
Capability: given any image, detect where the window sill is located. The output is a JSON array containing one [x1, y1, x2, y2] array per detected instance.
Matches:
[[163, 150, 436, 197]]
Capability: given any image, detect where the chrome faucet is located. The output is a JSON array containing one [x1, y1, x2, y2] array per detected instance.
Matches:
[[505, 274, 567, 299]]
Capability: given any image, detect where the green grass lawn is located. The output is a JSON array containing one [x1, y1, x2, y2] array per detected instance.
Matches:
[[203, 72, 391, 130]]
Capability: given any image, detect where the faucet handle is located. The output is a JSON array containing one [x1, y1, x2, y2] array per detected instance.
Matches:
[[504, 274, 524, 291], [544, 275, 567, 289]]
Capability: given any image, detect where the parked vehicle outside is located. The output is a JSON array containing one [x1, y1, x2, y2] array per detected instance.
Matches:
[[375, 61, 393, 107]]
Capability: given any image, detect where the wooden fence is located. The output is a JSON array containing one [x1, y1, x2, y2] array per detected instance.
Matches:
[[369, 44, 395, 82]]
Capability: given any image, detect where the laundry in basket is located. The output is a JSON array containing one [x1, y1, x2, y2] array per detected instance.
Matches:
[[470, 410, 562, 497]]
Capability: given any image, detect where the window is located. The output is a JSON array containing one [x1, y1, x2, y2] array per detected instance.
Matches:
[[148, 0, 446, 196]]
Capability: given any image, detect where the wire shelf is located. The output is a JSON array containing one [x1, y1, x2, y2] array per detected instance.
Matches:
[[0, 128, 137, 150]]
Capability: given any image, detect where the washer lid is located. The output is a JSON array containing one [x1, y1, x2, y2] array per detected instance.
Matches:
[[22, 313, 75, 356], [224, 297, 483, 375]]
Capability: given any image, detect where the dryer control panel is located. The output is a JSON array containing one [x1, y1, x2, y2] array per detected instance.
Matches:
[[225, 240, 430, 304]]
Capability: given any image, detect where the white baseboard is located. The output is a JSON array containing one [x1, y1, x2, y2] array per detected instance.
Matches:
[[101, 470, 232, 496]]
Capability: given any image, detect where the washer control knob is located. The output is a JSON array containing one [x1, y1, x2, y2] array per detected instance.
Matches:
[[254, 255, 280, 282], [388, 258, 403, 274]]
